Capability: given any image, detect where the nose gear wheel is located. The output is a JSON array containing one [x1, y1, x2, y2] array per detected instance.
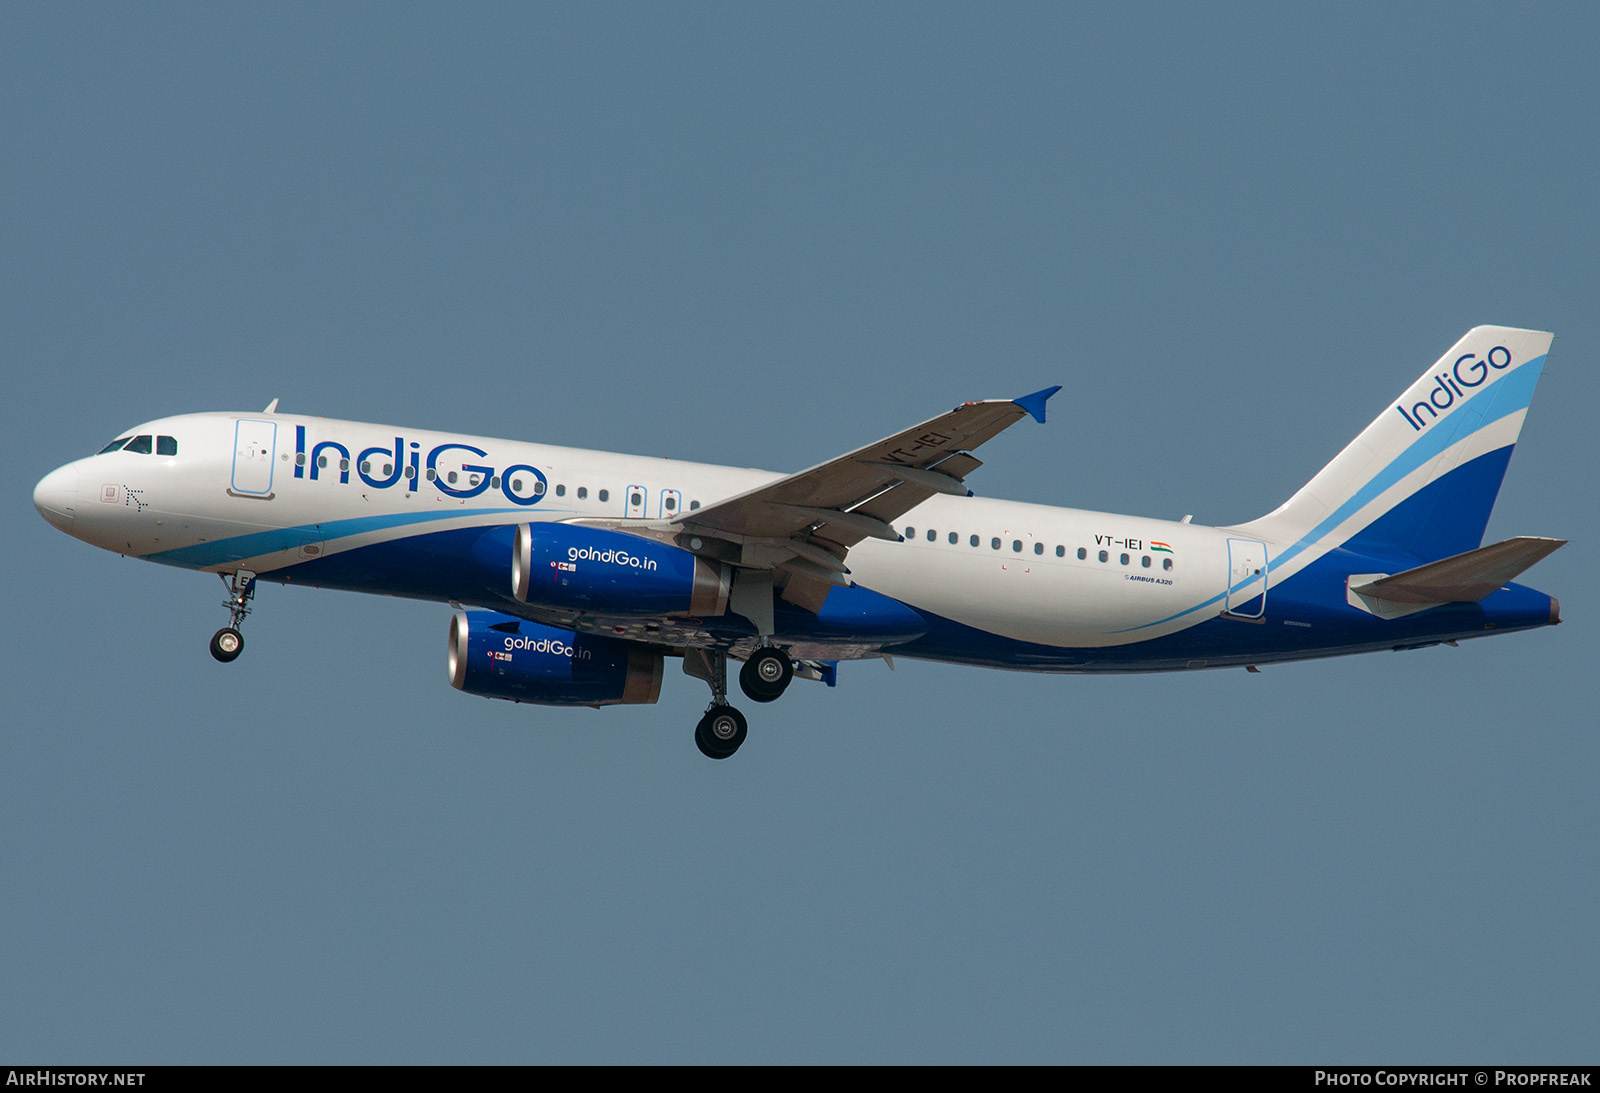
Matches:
[[210, 570, 256, 663]]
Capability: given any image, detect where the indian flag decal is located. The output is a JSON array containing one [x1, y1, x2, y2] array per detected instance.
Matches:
[[1150, 541, 1174, 554]]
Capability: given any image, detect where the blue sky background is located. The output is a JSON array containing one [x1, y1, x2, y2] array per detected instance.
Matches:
[[3, 3, 1595, 1063]]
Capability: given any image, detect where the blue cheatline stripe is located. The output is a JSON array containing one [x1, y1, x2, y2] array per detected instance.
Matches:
[[1109, 583, 1236, 636], [145, 507, 532, 568], [1109, 354, 1545, 636]]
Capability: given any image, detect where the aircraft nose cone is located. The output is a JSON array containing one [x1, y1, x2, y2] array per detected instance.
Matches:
[[34, 463, 79, 531]]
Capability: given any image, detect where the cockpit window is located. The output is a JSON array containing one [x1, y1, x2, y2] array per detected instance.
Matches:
[[123, 435, 153, 455], [98, 436, 132, 454], [156, 435, 178, 456]]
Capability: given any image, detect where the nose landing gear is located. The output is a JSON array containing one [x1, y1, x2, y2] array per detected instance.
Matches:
[[210, 570, 255, 663], [209, 627, 244, 662]]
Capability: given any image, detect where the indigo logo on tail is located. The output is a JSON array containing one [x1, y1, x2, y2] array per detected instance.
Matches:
[[1396, 346, 1511, 432]]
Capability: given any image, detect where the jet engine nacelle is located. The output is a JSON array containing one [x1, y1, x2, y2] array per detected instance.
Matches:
[[448, 609, 663, 707], [509, 522, 729, 617]]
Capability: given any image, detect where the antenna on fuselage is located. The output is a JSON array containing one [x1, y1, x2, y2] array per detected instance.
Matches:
[[262, 398, 280, 414]]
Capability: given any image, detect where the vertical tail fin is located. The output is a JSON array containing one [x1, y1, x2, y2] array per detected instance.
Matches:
[[1238, 326, 1552, 565]]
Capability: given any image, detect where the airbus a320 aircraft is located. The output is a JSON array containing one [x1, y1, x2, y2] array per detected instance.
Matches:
[[34, 326, 1564, 758]]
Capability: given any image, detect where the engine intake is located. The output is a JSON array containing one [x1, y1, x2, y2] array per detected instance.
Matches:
[[448, 609, 663, 707]]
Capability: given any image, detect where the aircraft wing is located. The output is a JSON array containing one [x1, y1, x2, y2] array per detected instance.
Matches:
[[671, 386, 1060, 609]]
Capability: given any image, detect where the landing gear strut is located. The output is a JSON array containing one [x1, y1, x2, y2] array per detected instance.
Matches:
[[739, 646, 793, 703], [689, 649, 748, 759], [210, 570, 255, 663]]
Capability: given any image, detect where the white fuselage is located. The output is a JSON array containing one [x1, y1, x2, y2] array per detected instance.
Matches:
[[41, 411, 1246, 653]]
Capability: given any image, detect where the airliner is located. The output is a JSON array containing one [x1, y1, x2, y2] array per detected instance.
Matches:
[[33, 326, 1564, 758]]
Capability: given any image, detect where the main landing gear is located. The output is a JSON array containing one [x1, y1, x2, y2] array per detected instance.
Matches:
[[695, 703, 748, 760], [690, 649, 746, 759], [687, 645, 795, 759], [739, 646, 794, 704], [210, 570, 256, 663]]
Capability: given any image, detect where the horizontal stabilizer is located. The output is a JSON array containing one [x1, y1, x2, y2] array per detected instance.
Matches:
[[1350, 536, 1566, 604]]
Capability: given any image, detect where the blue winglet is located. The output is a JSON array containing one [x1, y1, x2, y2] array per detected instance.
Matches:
[[1013, 385, 1062, 424]]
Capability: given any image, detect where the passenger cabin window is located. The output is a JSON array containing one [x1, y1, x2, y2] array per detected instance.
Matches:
[[1098, 550, 1108, 562], [1034, 542, 1044, 555], [1120, 553, 1129, 565], [948, 532, 958, 545], [905, 526, 915, 538], [577, 487, 587, 499], [926, 529, 936, 542], [690, 500, 700, 511], [1141, 555, 1151, 568], [630, 491, 642, 507], [1056, 545, 1065, 557], [990, 537, 1001, 550], [555, 484, 566, 497], [969, 535, 979, 547], [598, 489, 609, 502], [1163, 558, 1174, 571], [1078, 548, 1087, 560], [98, 437, 132, 454], [665, 496, 677, 511], [505, 476, 543, 500], [1012, 540, 1022, 552], [124, 435, 153, 455]]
